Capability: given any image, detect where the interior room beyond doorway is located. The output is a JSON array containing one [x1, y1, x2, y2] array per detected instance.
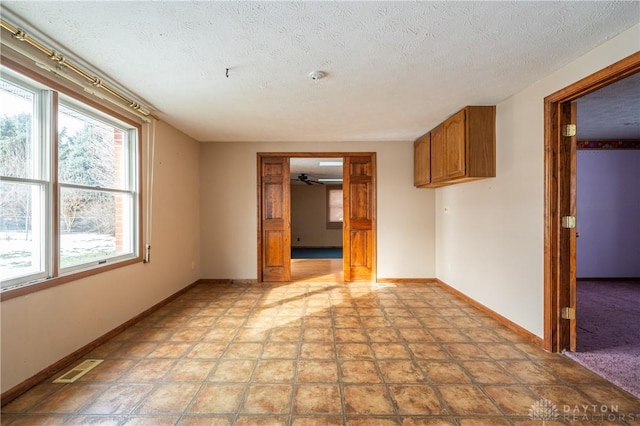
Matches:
[[290, 157, 344, 281]]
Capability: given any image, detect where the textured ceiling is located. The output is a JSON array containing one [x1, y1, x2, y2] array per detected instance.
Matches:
[[577, 71, 640, 140], [1, 1, 639, 143]]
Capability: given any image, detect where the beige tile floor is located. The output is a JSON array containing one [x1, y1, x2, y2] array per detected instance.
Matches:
[[2, 281, 639, 425]]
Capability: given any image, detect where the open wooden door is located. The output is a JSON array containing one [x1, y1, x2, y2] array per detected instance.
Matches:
[[343, 155, 376, 282], [559, 101, 578, 352], [258, 156, 291, 282], [546, 101, 578, 352]]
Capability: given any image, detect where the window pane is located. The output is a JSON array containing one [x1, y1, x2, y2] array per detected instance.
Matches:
[[0, 181, 46, 284], [60, 187, 133, 269], [58, 104, 128, 190], [0, 79, 36, 179], [328, 188, 343, 222]]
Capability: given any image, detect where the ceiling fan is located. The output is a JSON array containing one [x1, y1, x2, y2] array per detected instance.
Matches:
[[296, 173, 324, 185]]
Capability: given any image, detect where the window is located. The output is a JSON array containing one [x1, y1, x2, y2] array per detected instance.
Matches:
[[1, 66, 140, 293], [326, 185, 343, 229]]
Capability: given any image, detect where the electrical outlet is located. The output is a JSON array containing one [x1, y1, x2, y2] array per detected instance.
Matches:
[[191, 260, 195, 270]]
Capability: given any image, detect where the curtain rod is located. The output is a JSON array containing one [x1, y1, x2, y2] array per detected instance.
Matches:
[[1, 18, 157, 120]]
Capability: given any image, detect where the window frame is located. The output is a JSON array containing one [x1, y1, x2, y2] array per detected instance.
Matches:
[[0, 58, 143, 301], [326, 184, 343, 230], [0, 71, 52, 287]]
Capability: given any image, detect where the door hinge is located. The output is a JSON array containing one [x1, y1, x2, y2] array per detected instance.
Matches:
[[562, 124, 577, 137], [561, 216, 576, 229], [561, 307, 576, 320]]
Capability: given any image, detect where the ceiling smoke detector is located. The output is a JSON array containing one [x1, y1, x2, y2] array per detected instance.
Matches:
[[309, 71, 326, 81]]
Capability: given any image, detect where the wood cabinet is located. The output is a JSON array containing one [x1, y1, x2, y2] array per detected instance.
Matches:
[[413, 105, 495, 188], [430, 123, 445, 182], [413, 132, 431, 186]]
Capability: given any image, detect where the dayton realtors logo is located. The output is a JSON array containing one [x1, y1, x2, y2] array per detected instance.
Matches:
[[561, 403, 637, 422], [529, 399, 638, 423], [528, 399, 560, 424]]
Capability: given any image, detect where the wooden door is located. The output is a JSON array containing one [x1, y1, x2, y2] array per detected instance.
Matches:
[[430, 124, 446, 183], [559, 102, 578, 351], [259, 156, 291, 282], [343, 155, 375, 281], [444, 109, 466, 179]]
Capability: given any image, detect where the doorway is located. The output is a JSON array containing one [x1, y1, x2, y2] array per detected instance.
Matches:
[[257, 152, 376, 283], [543, 52, 640, 352], [290, 156, 344, 281]]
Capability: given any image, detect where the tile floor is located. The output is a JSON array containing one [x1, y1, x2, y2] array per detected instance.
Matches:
[[2, 281, 639, 425]]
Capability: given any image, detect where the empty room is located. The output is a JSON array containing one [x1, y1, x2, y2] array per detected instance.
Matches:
[[1, 2, 639, 425]]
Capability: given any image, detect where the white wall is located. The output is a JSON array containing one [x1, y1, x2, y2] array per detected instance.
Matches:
[[1, 120, 201, 394], [435, 24, 640, 338], [200, 141, 436, 280]]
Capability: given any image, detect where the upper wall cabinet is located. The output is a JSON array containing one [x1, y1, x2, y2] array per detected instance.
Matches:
[[413, 132, 431, 186], [413, 105, 496, 188]]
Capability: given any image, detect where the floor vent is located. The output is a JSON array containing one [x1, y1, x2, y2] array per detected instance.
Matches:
[[53, 359, 103, 383]]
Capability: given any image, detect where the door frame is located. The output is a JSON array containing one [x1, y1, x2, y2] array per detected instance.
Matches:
[[543, 52, 640, 352], [257, 152, 377, 283]]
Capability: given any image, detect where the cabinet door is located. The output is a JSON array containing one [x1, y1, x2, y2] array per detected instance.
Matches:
[[430, 124, 446, 183], [444, 109, 466, 179], [413, 133, 431, 186]]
